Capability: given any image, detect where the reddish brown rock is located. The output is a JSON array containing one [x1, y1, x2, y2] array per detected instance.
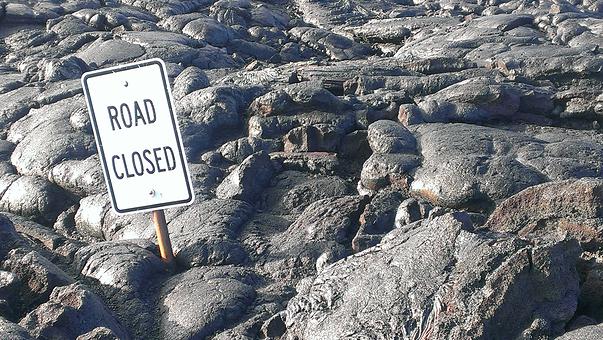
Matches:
[[484, 178, 603, 250]]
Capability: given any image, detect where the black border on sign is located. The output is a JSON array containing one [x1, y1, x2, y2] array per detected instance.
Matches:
[[82, 59, 194, 214]]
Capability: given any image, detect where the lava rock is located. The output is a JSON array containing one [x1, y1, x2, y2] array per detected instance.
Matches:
[[19, 283, 128, 339], [408, 123, 546, 210], [49, 155, 104, 197], [0, 317, 31, 340], [0, 214, 23, 260], [171, 66, 209, 100], [76, 39, 145, 67], [284, 212, 580, 339], [8, 96, 95, 178], [266, 195, 368, 279], [484, 178, 603, 250], [0, 176, 71, 223], [168, 199, 254, 268], [217, 137, 281, 164], [367, 120, 416, 154], [2, 249, 74, 312], [557, 323, 603, 339], [216, 151, 276, 204], [74, 241, 165, 339], [352, 190, 406, 252], [289, 27, 372, 61], [158, 266, 257, 340]]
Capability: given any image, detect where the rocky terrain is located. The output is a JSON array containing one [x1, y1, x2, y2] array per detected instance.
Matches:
[[0, 0, 602, 339]]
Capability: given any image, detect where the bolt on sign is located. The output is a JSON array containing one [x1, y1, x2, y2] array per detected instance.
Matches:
[[82, 58, 195, 215]]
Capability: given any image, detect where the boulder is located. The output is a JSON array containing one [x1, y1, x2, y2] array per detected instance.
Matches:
[[159, 266, 256, 339], [0, 176, 72, 223], [171, 66, 209, 100], [484, 178, 603, 250], [557, 323, 603, 339], [216, 151, 276, 204], [0, 318, 31, 340], [168, 199, 254, 268], [19, 283, 128, 339], [266, 195, 368, 280], [74, 241, 165, 339], [284, 212, 580, 339]]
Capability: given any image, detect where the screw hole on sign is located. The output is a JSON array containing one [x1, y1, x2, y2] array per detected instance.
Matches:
[[149, 189, 155, 196], [124, 81, 128, 87]]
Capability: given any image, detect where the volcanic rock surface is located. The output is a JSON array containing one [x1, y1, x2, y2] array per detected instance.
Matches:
[[0, 0, 602, 339]]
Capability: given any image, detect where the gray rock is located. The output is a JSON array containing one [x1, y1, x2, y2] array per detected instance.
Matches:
[[0, 270, 19, 302], [338, 129, 371, 159], [3, 3, 59, 24], [74, 241, 164, 339], [168, 199, 254, 267], [284, 212, 580, 339], [0, 72, 24, 96], [261, 170, 351, 215], [0, 214, 23, 261], [352, 190, 406, 252], [209, 0, 252, 27], [228, 39, 279, 62], [76, 39, 145, 67], [248, 81, 346, 117], [218, 137, 281, 164], [2, 249, 74, 311], [416, 77, 525, 124], [557, 323, 603, 339], [289, 27, 372, 61], [292, 0, 372, 30], [74, 194, 111, 240], [182, 16, 235, 47], [492, 45, 601, 81], [283, 124, 343, 153], [216, 151, 276, 204], [394, 197, 434, 228], [367, 120, 416, 154], [0, 86, 44, 138], [346, 18, 412, 43], [347, 69, 492, 97], [8, 96, 95, 178], [0, 176, 71, 223], [158, 12, 206, 32], [248, 111, 356, 140], [471, 14, 535, 31], [19, 283, 129, 340], [39, 56, 88, 82], [117, 31, 201, 48], [159, 266, 256, 340], [47, 15, 94, 38], [408, 123, 546, 210], [117, 0, 212, 19], [5, 213, 67, 252], [171, 66, 209, 100], [187, 163, 225, 198], [49, 155, 104, 197], [177, 85, 246, 131], [0, 318, 31, 340], [267, 195, 368, 280], [360, 153, 420, 192], [519, 137, 603, 181], [76, 327, 119, 340]]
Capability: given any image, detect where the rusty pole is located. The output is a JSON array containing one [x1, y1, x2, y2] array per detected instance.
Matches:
[[152, 210, 174, 264]]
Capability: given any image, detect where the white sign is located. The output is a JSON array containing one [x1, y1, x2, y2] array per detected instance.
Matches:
[[82, 58, 194, 214]]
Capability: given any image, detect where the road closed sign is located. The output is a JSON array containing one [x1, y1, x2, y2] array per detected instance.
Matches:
[[82, 58, 194, 214]]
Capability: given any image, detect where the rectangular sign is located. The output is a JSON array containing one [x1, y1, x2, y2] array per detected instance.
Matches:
[[82, 58, 194, 214]]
